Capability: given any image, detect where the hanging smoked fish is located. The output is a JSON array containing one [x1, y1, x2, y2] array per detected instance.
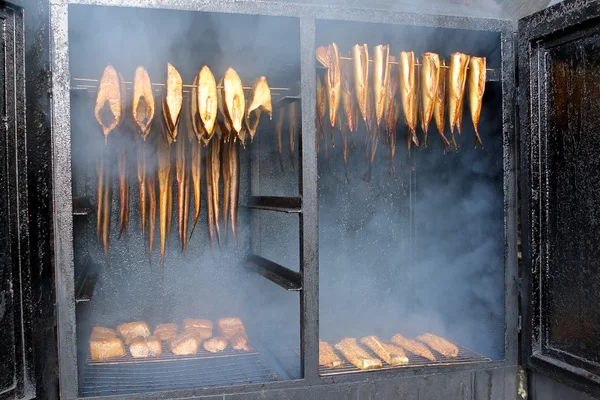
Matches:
[[353, 44, 369, 127], [176, 98, 192, 252], [399, 51, 419, 156], [245, 76, 272, 141], [434, 60, 452, 152], [157, 129, 171, 274], [189, 74, 203, 238], [448, 52, 470, 149], [196, 65, 218, 142], [385, 63, 399, 175], [468, 56, 486, 148], [222, 136, 231, 244], [210, 136, 222, 247], [420, 52, 441, 148], [132, 66, 155, 239], [162, 63, 183, 143], [94, 65, 125, 259], [223, 68, 245, 142], [373, 45, 390, 129], [229, 138, 240, 245]]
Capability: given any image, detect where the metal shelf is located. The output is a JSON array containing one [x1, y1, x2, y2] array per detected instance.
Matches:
[[273, 95, 301, 110], [245, 196, 302, 213], [246, 255, 302, 292], [73, 197, 94, 216]]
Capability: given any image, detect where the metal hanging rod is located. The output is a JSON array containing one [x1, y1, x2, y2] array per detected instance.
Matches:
[[71, 77, 290, 91]]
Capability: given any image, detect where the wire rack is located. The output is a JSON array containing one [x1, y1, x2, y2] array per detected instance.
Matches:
[[318, 343, 492, 376], [80, 348, 281, 397], [86, 346, 257, 365]]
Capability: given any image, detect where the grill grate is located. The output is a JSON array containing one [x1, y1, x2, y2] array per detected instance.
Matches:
[[319, 344, 492, 375], [80, 349, 281, 397], [86, 346, 259, 365]]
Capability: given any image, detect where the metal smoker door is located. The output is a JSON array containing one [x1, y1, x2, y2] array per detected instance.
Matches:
[[0, 3, 38, 400], [519, 0, 600, 397]]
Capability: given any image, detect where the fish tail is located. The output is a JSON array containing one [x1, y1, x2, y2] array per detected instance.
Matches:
[[474, 127, 484, 149]]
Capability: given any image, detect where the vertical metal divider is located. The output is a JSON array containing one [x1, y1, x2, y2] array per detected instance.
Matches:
[[501, 28, 519, 368], [250, 112, 261, 256], [298, 15, 319, 382], [50, 1, 79, 399]]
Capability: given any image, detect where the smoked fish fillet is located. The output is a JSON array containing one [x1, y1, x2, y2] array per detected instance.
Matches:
[[335, 338, 382, 370], [319, 341, 343, 368], [416, 333, 459, 359], [391, 334, 436, 362], [360, 335, 409, 366]]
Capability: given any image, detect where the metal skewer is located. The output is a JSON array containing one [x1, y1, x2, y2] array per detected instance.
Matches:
[[71, 77, 291, 91]]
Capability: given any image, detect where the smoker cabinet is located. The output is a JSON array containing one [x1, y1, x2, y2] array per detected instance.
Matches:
[[2, 0, 600, 399]]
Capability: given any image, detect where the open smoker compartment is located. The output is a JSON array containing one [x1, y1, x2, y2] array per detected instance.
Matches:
[[50, 0, 524, 398], [69, 4, 302, 397], [315, 20, 505, 374]]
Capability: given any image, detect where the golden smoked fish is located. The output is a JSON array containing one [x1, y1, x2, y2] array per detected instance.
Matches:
[[434, 60, 452, 151], [205, 139, 215, 250], [132, 66, 155, 238], [246, 76, 272, 142], [117, 140, 129, 239], [95, 65, 124, 143], [335, 338, 382, 370], [385, 64, 400, 175], [223, 68, 245, 137], [189, 137, 201, 238], [316, 73, 327, 154], [196, 65, 218, 140], [391, 334, 436, 362], [176, 101, 191, 252], [317, 43, 341, 146], [468, 56, 486, 148], [163, 63, 183, 143], [228, 139, 240, 245], [448, 52, 470, 148], [420, 52, 440, 148], [222, 137, 231, 243], [417, 333, 459, 359], [132, 66, 155, 141], [217, 78, 232, 140], [94, 65, 125, 259], [399, 51, 419, 154], [373, 45, 390, 128], [360, 336, 409, 366], [157, 132, 171, 274], [353, 44, 369, 125], [319, 342, 343, 368], [191, 74, 209, 146], [210, 137, 221, 247], [341, 58, 359, 134]]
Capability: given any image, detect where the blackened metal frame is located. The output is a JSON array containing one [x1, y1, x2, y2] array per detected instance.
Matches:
[[49, 1, 517, 399], [519, 0, 600, 398]]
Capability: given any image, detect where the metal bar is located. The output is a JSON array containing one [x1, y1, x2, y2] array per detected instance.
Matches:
[[245, 196, 302, 213], [71, 77, 291, 91], [273, 95, 301, 110], [246, 255, 302, 291], [298, 15, 320, 383], [501, 30, 519, 368], [72, 196, 94, 216], [50, 1, 79, 398]]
